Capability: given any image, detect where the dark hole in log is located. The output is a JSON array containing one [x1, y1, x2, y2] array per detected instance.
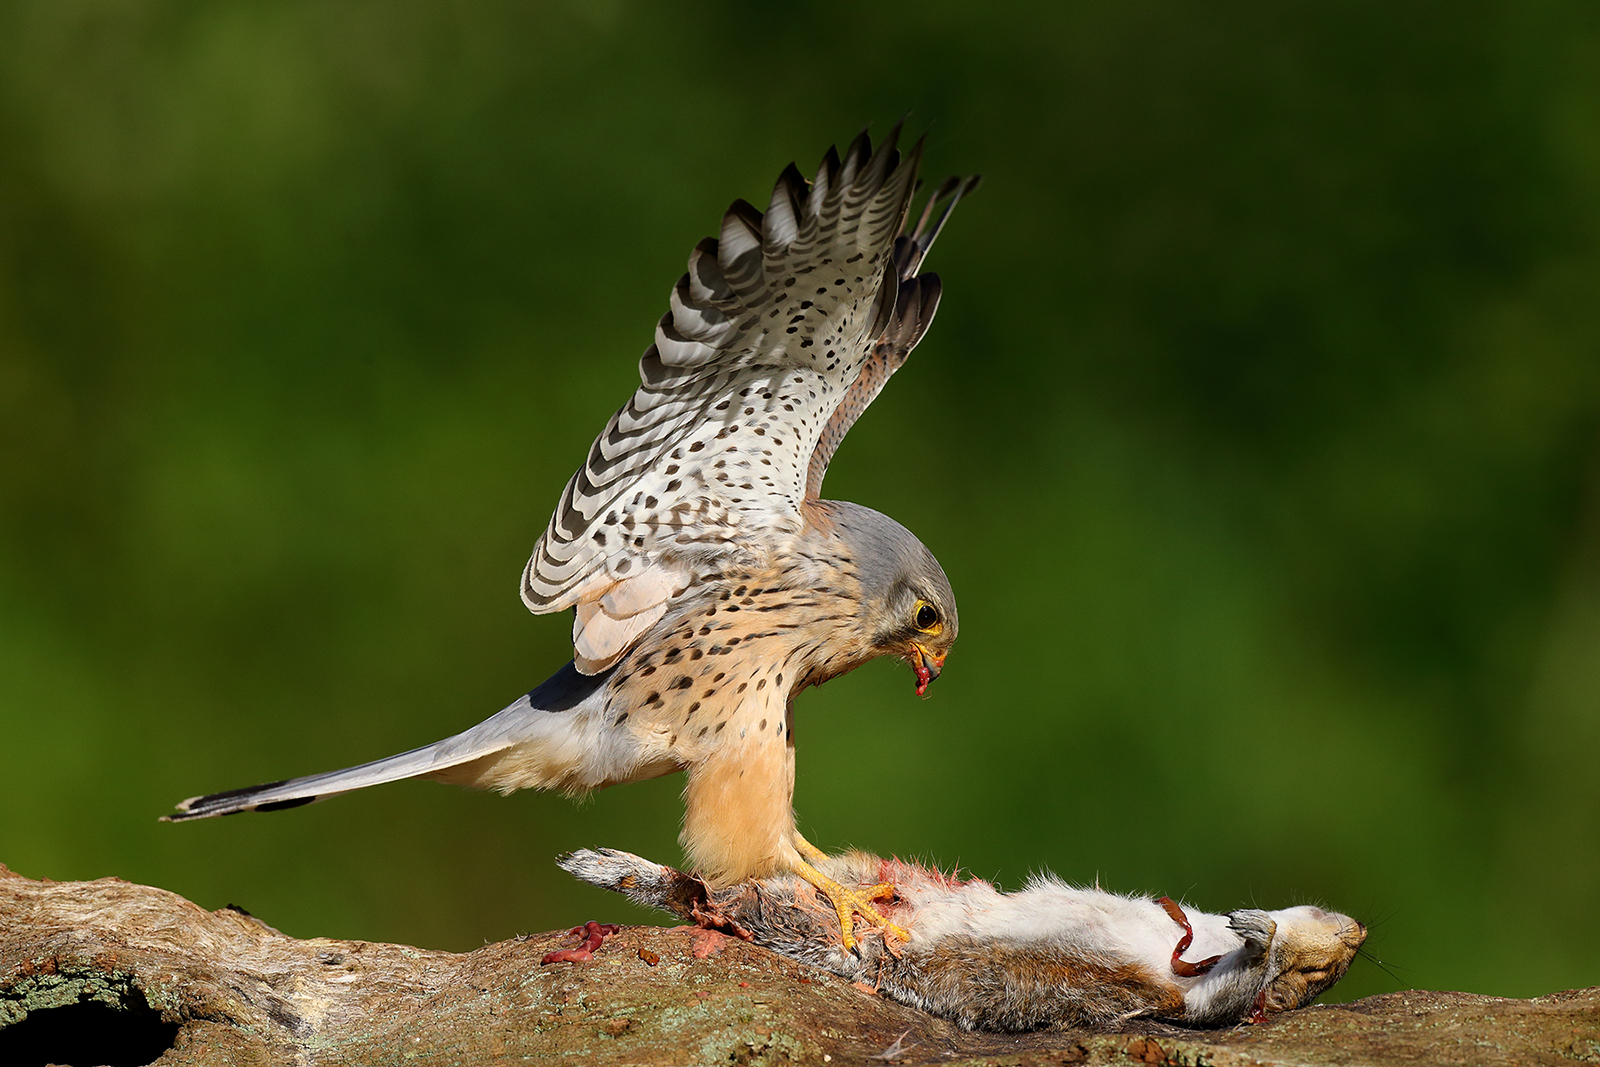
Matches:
[[0, 987, 179, 1067]]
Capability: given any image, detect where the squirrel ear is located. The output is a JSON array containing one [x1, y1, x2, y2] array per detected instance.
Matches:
[[1227, 909, 1278, 956]]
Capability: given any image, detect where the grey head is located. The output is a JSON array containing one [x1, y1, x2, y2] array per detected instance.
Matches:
[[822, 500, 958, 696]]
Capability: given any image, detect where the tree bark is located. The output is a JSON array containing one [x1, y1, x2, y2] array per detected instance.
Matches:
[[2, 863, 1596, 1067]]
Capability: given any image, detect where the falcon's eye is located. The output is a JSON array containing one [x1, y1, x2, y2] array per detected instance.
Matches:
[[914, 601, 939, 632]]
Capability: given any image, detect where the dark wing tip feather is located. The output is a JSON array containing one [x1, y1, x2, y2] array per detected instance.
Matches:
[[896, 272, 942, 352], [725, 197, 764, 230], [764, 162, 808, 248], [915, 272, 943, 319], [838, 125, 881, 189], [895, 171, 982, 280], [773, 162, 807, 207], [864, 122, 904, 186], [718, 198, 767, 286], [846, 125, 873, 163], [920, 177, 964, 226]]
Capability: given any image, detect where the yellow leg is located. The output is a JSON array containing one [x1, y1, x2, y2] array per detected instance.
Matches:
[[791, 834, 909, 951]]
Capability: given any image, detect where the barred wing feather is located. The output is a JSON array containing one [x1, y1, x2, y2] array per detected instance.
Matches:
[[522, 127, 923, 673]]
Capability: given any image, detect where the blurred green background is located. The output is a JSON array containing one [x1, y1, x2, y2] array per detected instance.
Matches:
[[3, 0, 1597, 1005]]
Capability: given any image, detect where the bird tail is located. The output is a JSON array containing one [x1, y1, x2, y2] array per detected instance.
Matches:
[[163, 661, 608, 821]]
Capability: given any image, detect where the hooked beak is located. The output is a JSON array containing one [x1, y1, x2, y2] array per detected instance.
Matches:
[[909, 642, 945, 697]]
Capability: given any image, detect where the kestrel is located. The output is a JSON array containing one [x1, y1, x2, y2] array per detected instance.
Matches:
[[168, 125, 978, 947]]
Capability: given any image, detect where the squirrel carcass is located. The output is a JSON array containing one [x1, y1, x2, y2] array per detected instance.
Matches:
[[559, 847, 1366, 1031]]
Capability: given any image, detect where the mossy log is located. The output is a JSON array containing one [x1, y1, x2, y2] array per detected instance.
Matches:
[[2, 863, 1596, 1066]]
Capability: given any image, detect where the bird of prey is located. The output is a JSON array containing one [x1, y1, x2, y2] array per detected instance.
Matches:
[[168, 125, 978, 947]]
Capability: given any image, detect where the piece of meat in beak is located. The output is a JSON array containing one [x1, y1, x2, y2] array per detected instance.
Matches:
[[909, 642, 944, 697]]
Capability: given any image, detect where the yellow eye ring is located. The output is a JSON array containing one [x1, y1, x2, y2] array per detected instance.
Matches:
[[913, 600, 941, 634]]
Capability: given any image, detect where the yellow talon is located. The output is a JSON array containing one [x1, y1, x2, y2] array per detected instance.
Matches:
[[792, 835, 910, 950]]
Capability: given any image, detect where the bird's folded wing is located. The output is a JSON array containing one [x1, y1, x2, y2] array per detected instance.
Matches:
[[522, 126, 925, 671]]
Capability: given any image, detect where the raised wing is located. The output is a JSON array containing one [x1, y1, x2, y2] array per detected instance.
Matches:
[[523, 127, 924, 673], [805, 174, 981, 499]]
